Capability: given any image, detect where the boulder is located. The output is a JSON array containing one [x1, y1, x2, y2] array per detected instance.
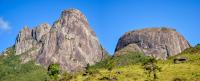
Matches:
[[174, 57, 188, 64]]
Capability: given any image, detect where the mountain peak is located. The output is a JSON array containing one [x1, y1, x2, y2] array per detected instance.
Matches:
[[62, 8, 82, 15], [61, 8, 87, 22], [15, 9, 106, 72]]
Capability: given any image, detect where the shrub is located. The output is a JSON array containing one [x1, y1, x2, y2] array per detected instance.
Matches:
[[48, 64, 61, 80], [60, 72, 72, 81], [84, 64, 100, 77], [143, 58, 161, 81], [89, 56, 112, 69]]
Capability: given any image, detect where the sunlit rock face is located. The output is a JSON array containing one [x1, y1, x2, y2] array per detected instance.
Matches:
[[15, 9, 106, 72], [115, 28, 191, 59]]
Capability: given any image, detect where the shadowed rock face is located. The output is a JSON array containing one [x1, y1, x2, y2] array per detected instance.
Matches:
[[115, 28, 191, 59], [15, 9, 106, 72], [114, 44, 143, 56]]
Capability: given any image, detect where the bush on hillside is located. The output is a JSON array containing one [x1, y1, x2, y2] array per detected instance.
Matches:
[[48, 63, 61, 80], [60, 72, 73, 81], [143, 58, 161, 81]]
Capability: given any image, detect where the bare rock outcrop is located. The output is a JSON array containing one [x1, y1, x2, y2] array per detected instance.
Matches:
[[114, 44, 143, 56], [115, 28, 191, 59], [15, 9, 106, 72]]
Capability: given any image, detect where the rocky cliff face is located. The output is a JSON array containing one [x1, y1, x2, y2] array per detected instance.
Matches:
[[15, 9, 106, 72], [115, 28, 191, 59]]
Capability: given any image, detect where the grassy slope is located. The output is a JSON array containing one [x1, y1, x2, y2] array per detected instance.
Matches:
[[0, 45, 200, 81], [71, 45, 200, 81], [0, 47, 49, 81]]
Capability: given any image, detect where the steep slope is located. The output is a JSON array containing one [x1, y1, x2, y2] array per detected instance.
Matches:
[[15, 9, 106, 72], [115, 28, 191, 59]]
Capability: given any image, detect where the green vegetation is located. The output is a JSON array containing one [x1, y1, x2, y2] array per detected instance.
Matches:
[[0, 46, 48, 81], [64, 44, 200, 81], [182, 44, 200, 54], [89, 52, 152, 69], [142, 58, 161, 81], [48, 64, 61, 80], [1, 44, 200, 81], [112, 52, 152, 66]]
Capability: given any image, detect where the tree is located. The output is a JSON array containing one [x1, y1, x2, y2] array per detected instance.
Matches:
[[143, 58, 161, 81], [48, 64, 60, 80], [107, 58, 115, 79]]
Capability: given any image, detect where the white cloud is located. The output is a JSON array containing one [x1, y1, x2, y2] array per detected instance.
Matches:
[[0, 17, 11, 31]]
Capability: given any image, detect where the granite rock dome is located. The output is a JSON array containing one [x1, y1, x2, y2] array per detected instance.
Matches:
[[115, 28, 191, 59]]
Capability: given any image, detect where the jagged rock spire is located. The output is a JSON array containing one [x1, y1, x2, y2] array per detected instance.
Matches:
[[15, 9, 106, 72]]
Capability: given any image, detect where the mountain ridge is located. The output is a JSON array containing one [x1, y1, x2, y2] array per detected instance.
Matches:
[[15, 9, 107, 72]]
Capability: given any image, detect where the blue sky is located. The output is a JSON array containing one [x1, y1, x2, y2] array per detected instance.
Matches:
[[0, 0, 200, 54]]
